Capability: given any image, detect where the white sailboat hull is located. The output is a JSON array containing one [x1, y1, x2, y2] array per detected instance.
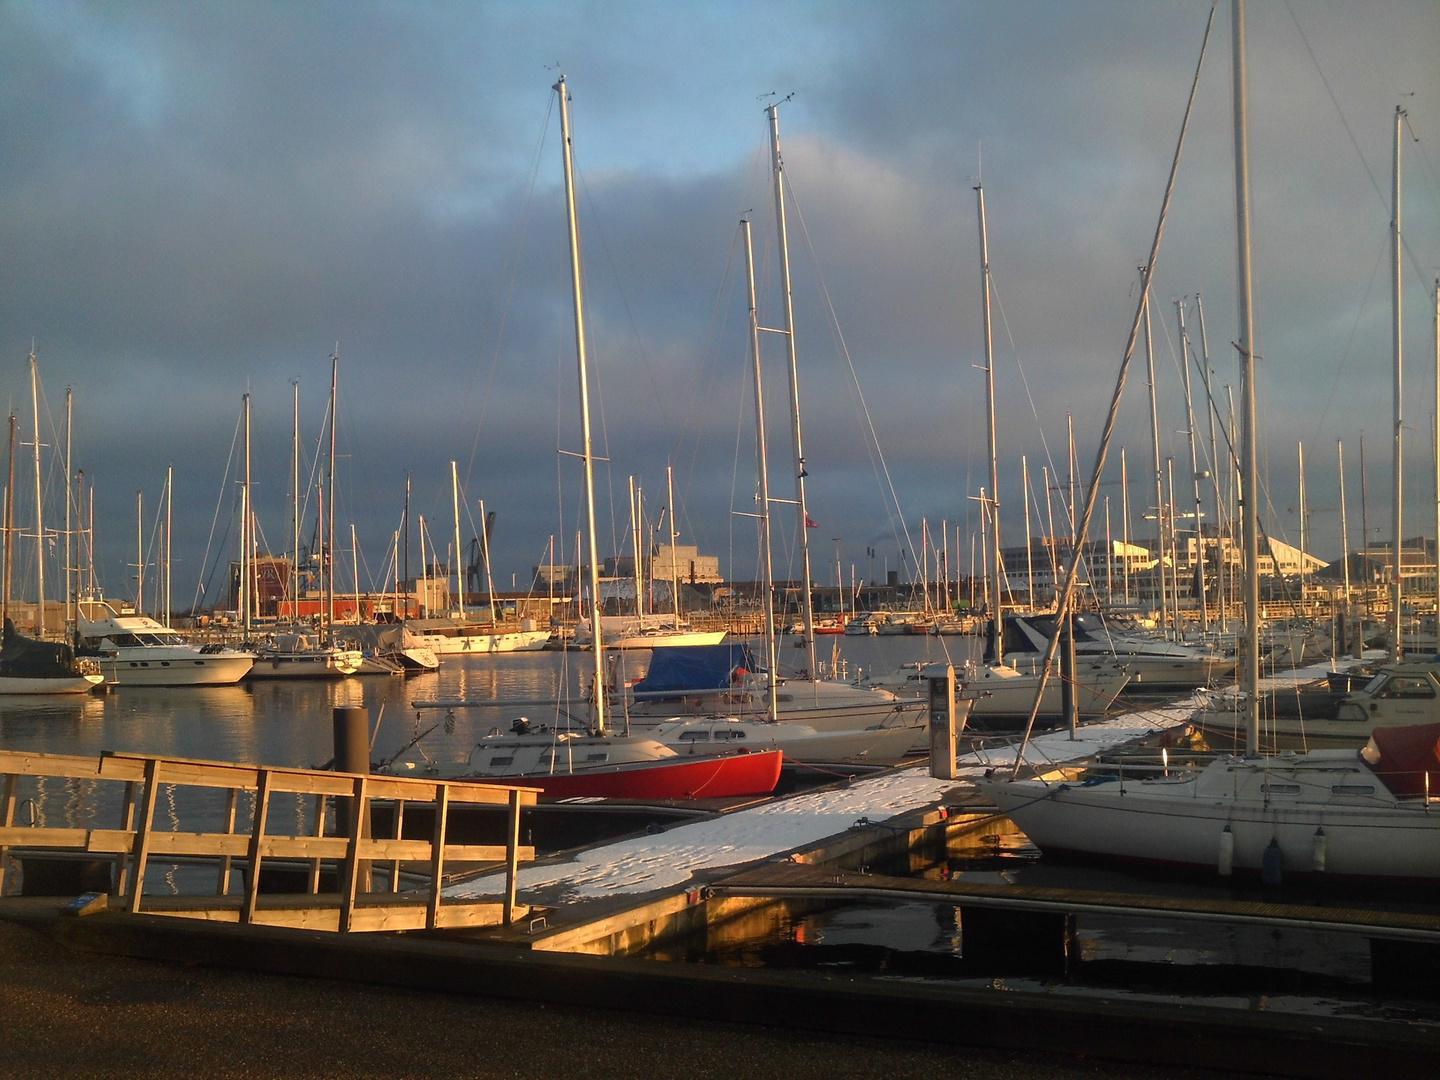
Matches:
[[413, 629, 551, 655], [0, 673, 104, 695], [979, 755, 1440, 881]]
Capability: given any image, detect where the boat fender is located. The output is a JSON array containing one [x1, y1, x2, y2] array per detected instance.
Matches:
[[1261, 837, 1283, 886], [1218, 825, 1234, 877], [1311, 827, 1327, 873]]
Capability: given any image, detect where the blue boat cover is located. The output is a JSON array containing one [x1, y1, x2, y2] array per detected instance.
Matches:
[[631, 643, 758, 695]]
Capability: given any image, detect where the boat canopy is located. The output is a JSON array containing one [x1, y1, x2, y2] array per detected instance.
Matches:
[[630, 643, 758, 696], [1, 618, 84, 677], [1363, 722, 1440, 797]]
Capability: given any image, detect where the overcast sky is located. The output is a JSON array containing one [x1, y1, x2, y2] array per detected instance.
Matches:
[[2, 0, 1438, 609]]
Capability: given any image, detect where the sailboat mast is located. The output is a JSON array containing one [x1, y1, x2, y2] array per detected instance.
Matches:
[[765, 102, 818, 678], [975, 183, 1004, 658], [29, 350, 44, 636], [1121, 447, 1131, 605], [327, 350, 338, 644], [64, 388, 72, 628], [667, 465, 680, 622], [1142, 281, 1167, 638], [165, 465, 172, 627], [480, 499, 497, 624], [135, 491, 143, 616], [629, 476, 643, 620], [555, 75, 607, 732], [1195, 294, 1224, 627], [1390, 104, 1405, 662], [1339, 440, 1352, 653], [743, 217, 779, 721], [1298, 442, 1308, 600], [1434, 280, 1439, 621], [1177, 298, 1207, 632], [242, 392, 251, 635], [291, 380, 300, 622], [1023, 455, 1034, 606], [1232, 0, 1261, 754], [451, 460, 465, 621], [3, 414, 13, 625]]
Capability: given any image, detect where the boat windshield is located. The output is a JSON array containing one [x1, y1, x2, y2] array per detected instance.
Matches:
[[106, 632, 190, 647]]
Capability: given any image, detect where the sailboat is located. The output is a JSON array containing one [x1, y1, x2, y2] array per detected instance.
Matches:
[[242, 380, 362, 680], [966, 168, 1128, 726], [385, 77, 780, 800], [978, 1, 1440, 881], [0, 618, 104, 694]]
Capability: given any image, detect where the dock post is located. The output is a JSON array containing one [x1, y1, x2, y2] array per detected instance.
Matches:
[[504, 788, 522, 926], [333, 706, 371, 899], [925, 664, 958, 780], [1061, 612, 1077, 738], [0, 773, 15, 895]]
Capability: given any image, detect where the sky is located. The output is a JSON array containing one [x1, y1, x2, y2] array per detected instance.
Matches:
[[1, 0, 1438, 610]]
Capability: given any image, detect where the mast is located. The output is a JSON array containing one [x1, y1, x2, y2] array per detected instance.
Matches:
[[1177, 298, 1207, 632], [291, 380, 300, 622], [666, 465, 681, 623], [451, 460, 464, 621], [975, 182, 1004, 658], [327, 350, 338, 644], [1067, 413, 1078, 540], [418, 515, 427, 617], [403, 472, 410, 613], [1233, 0, 1261, 755], [556, 75, 607, 732], [1195, 294, 1225, 627], [242, 392, 251, 635], [1121, 447, 1131, 605], [1389, 104, 1405, 662], [64, 388, 72, 628], [29, 349, 44, 636], [351, 523, 358, 621], [135, 491, 143, 616], [165, 464, 172, 627], [1023, 455, 1034, 605], [1434, 280, 1440, 621], [4, 413, 14, 625], [1298, 442, 1308, 602], [1339, 439, 1352, 655], [1142, 281, 1167, 637], [628, 476, 643, 620], [743, 217, 779, 720], [479, 499, 497, 624], [765, 101, 818, 678]]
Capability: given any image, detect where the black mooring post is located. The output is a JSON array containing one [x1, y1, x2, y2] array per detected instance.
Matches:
[[333, 705, 371, 894]]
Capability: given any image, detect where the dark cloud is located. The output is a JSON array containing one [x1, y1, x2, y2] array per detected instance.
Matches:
[[0, 0, 1435, 609]]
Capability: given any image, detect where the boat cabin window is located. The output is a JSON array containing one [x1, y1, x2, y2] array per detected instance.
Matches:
[[1363, 673, 1388, 695], [488, 756, 514, 767], [584, 753, 608, 763], [1331, 784, 1375, 795], [713, 730, 745, 741], [678, 731, 710, 742], [1260, 782, 1302, 795], [1376, 676, 1435, 699]]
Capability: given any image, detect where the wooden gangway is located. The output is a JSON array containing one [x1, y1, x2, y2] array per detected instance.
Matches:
[[0, 749, 539, 932]]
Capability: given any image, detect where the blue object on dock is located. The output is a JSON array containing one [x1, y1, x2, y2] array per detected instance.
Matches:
[[62, 891, 108, 917]]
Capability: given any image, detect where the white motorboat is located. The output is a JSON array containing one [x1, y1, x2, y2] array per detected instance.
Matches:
[[978, 724, 1440, 881], [0, 619, 104, 695], [76, 609, 254, 687]]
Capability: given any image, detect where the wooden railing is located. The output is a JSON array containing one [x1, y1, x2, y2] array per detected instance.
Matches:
[[0, 750, 539, 932]]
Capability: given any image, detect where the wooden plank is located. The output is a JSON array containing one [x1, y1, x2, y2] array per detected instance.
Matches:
[[217, 787, 238, 895], [114, 780, 138, 894], [0, 827, 91, 850], [307, 793, 325, 894], [387, 799, 405, 893], [126, 759, 162, 915], [0, 772, 15, 894], [426, 784, 450, 932], [0, 750, 114, 781], [240, 769, 272, 926], [505, 787, 522, 927], [357, 838, 434, 863], [142, 832, 252, 858], [257, 836, 351, 860], [338, 776, 367, 932], [441, 844, 534, 864]]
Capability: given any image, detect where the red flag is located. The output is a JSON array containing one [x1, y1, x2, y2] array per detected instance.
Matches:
[[805, 515, 818, 529]]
